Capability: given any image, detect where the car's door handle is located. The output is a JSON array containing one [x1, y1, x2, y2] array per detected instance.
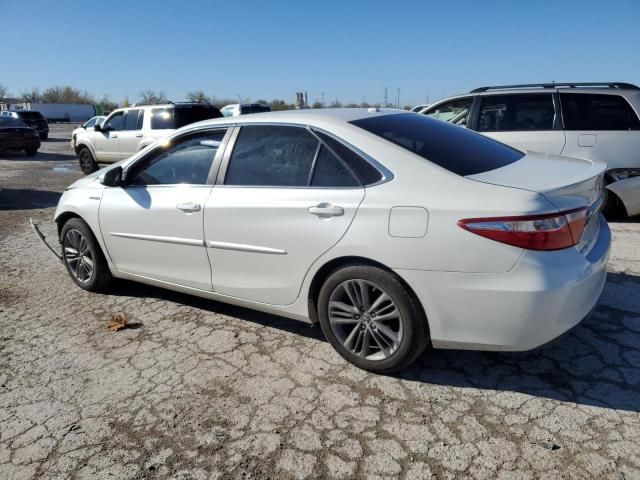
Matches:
[[135, 133, 143, 138], [176, 202, 201, 213], [308, 203, 344, 218], [111, 134, 118, 138]]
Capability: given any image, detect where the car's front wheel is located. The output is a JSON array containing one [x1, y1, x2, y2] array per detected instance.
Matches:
[[317, 265, 429, 373], [61, 217, 112, 292], [77, 147, 98, 175]]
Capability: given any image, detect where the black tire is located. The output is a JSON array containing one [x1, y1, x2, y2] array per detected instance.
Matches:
[[317, 265, 429, 373], [25, 147, 38, 156], [60, 217, 112, 292], [40, 133, 48, 141], [601, 187, 627, 221], [78, 146, 98, 175]]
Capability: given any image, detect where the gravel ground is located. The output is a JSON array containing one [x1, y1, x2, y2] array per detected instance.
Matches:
[[1, 124, 639, 480]]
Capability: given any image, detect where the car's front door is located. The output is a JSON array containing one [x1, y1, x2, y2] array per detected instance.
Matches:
[[472, 93, 566, 154], [99, 128, 228, 290], [117, 109, 144, 160], [94, 111, 125, 162], [203, 124, 365, 305]]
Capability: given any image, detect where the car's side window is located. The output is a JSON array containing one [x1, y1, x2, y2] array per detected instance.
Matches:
[[311, 145, 360, 187], [104, 112, 125, 131], [477, 94, 555, 132], [423, 98, 473, 126], [129, 131, 226, 186], [151, 108, 175, 129], [560, 93, 640, 131], [85, 117, 97, 128], [123, 109, 142, 131], [225, 125, 318, 187], [314, 131, 382, 186]]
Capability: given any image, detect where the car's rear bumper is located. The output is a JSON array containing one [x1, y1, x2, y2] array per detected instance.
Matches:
[[395, 216, 611, 351], [0, 138, 41, 150]]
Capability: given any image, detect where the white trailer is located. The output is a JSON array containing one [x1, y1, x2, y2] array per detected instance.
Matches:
[[8, 103, 103, 122]]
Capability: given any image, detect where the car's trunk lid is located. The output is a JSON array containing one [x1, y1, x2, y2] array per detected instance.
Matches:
[[466, 151, 606, 212]]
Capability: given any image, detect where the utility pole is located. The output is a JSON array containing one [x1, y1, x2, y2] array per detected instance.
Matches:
[[384, 87, 388, 107], [397, 88, 400, 108]]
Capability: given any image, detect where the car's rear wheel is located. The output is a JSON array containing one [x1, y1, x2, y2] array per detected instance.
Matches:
[[78, 147, 98, 175], [61, 218, 112, 292], [25, 147, 37, 156], [317, 265, 428, 373], [40, 133, 48, 141], [601, 188, 627, 220]]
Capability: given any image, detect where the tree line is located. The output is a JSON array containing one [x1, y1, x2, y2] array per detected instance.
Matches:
[[0, 83, 403, 111]]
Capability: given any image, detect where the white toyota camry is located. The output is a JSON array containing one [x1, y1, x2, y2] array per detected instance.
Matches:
[[38, 108, 610, 372]]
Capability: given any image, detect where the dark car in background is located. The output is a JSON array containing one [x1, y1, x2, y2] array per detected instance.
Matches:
[[0, 111, 49, 140], [0, 117, 41, 156]]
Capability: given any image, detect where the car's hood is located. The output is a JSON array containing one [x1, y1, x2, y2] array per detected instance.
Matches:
[[65, 160, 128, 190], [466, 151, 606, 211]]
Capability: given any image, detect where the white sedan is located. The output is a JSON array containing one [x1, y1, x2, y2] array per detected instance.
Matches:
[[41, 108, 610, 372]]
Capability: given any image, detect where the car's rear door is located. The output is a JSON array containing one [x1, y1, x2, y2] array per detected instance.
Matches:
[[559, 92, 640, 170], [117, 109, 144, 159], [472, 93, 566, 154], [203, 124, 365, 305], [99, 128, 228, 289]]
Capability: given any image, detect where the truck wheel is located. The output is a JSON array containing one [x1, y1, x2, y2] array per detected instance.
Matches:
[[78, 147, 98, 175]]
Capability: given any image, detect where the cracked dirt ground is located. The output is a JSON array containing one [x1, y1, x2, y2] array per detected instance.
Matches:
[[1, 125, 639, 480]]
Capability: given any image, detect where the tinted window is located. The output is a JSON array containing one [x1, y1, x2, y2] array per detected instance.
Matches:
[[151, 108, 174, 129], [123, 109, 141, 131], [137, 110, 144, 130], [311, 146, 359, 187], [17, 112, 44, 120], [84, 117, 97, 128], [477, 94, 555, 132], [0, 117, 30, 128], [560, 93, 640, 130], [174, 105, 222, 128], [225, 125, 318, 186], [351, 113, 523, 176], [423, 97, 473, 126], [130, 131, 225, 185], [314, 130, 382, 185], [240, 105, 271, 114], [104, 112, 125, 131]]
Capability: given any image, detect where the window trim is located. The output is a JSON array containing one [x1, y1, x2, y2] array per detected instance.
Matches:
[[122, 126, 232, 188], [474, 92, 560, 133]]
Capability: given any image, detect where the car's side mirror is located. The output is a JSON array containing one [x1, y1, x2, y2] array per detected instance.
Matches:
[[94, 124, 103, 132], [100, 166, 123, 187]]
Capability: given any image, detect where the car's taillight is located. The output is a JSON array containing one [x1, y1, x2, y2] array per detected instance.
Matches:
[[458, 207, 589, 251]]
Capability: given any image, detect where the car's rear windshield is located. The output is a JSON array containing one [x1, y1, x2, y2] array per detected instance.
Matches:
[[350, 113, 524, 176], [17, 111, 44, 119], [0, 118, 30, 128], [151, 106, 222, 130], [240, 105, 271, 114]]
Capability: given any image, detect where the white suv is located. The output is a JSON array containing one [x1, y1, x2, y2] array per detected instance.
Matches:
[[220, 103, 271, 117], [73, 102, 222, 174], [421, 82, 640, 218]]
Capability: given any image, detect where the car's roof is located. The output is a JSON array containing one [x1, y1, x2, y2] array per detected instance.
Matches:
[[429, 86, 640, 106], [188, 107, 406, 129]]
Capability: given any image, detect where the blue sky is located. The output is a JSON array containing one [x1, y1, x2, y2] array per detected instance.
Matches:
[[2, 0, 639, 106]]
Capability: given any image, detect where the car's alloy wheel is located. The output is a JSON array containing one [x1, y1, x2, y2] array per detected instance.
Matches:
[[78, 147, 98, 174], [317, 265, 428, 373], [328, 279, 403, 360], [63, 229, 94, 283]]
